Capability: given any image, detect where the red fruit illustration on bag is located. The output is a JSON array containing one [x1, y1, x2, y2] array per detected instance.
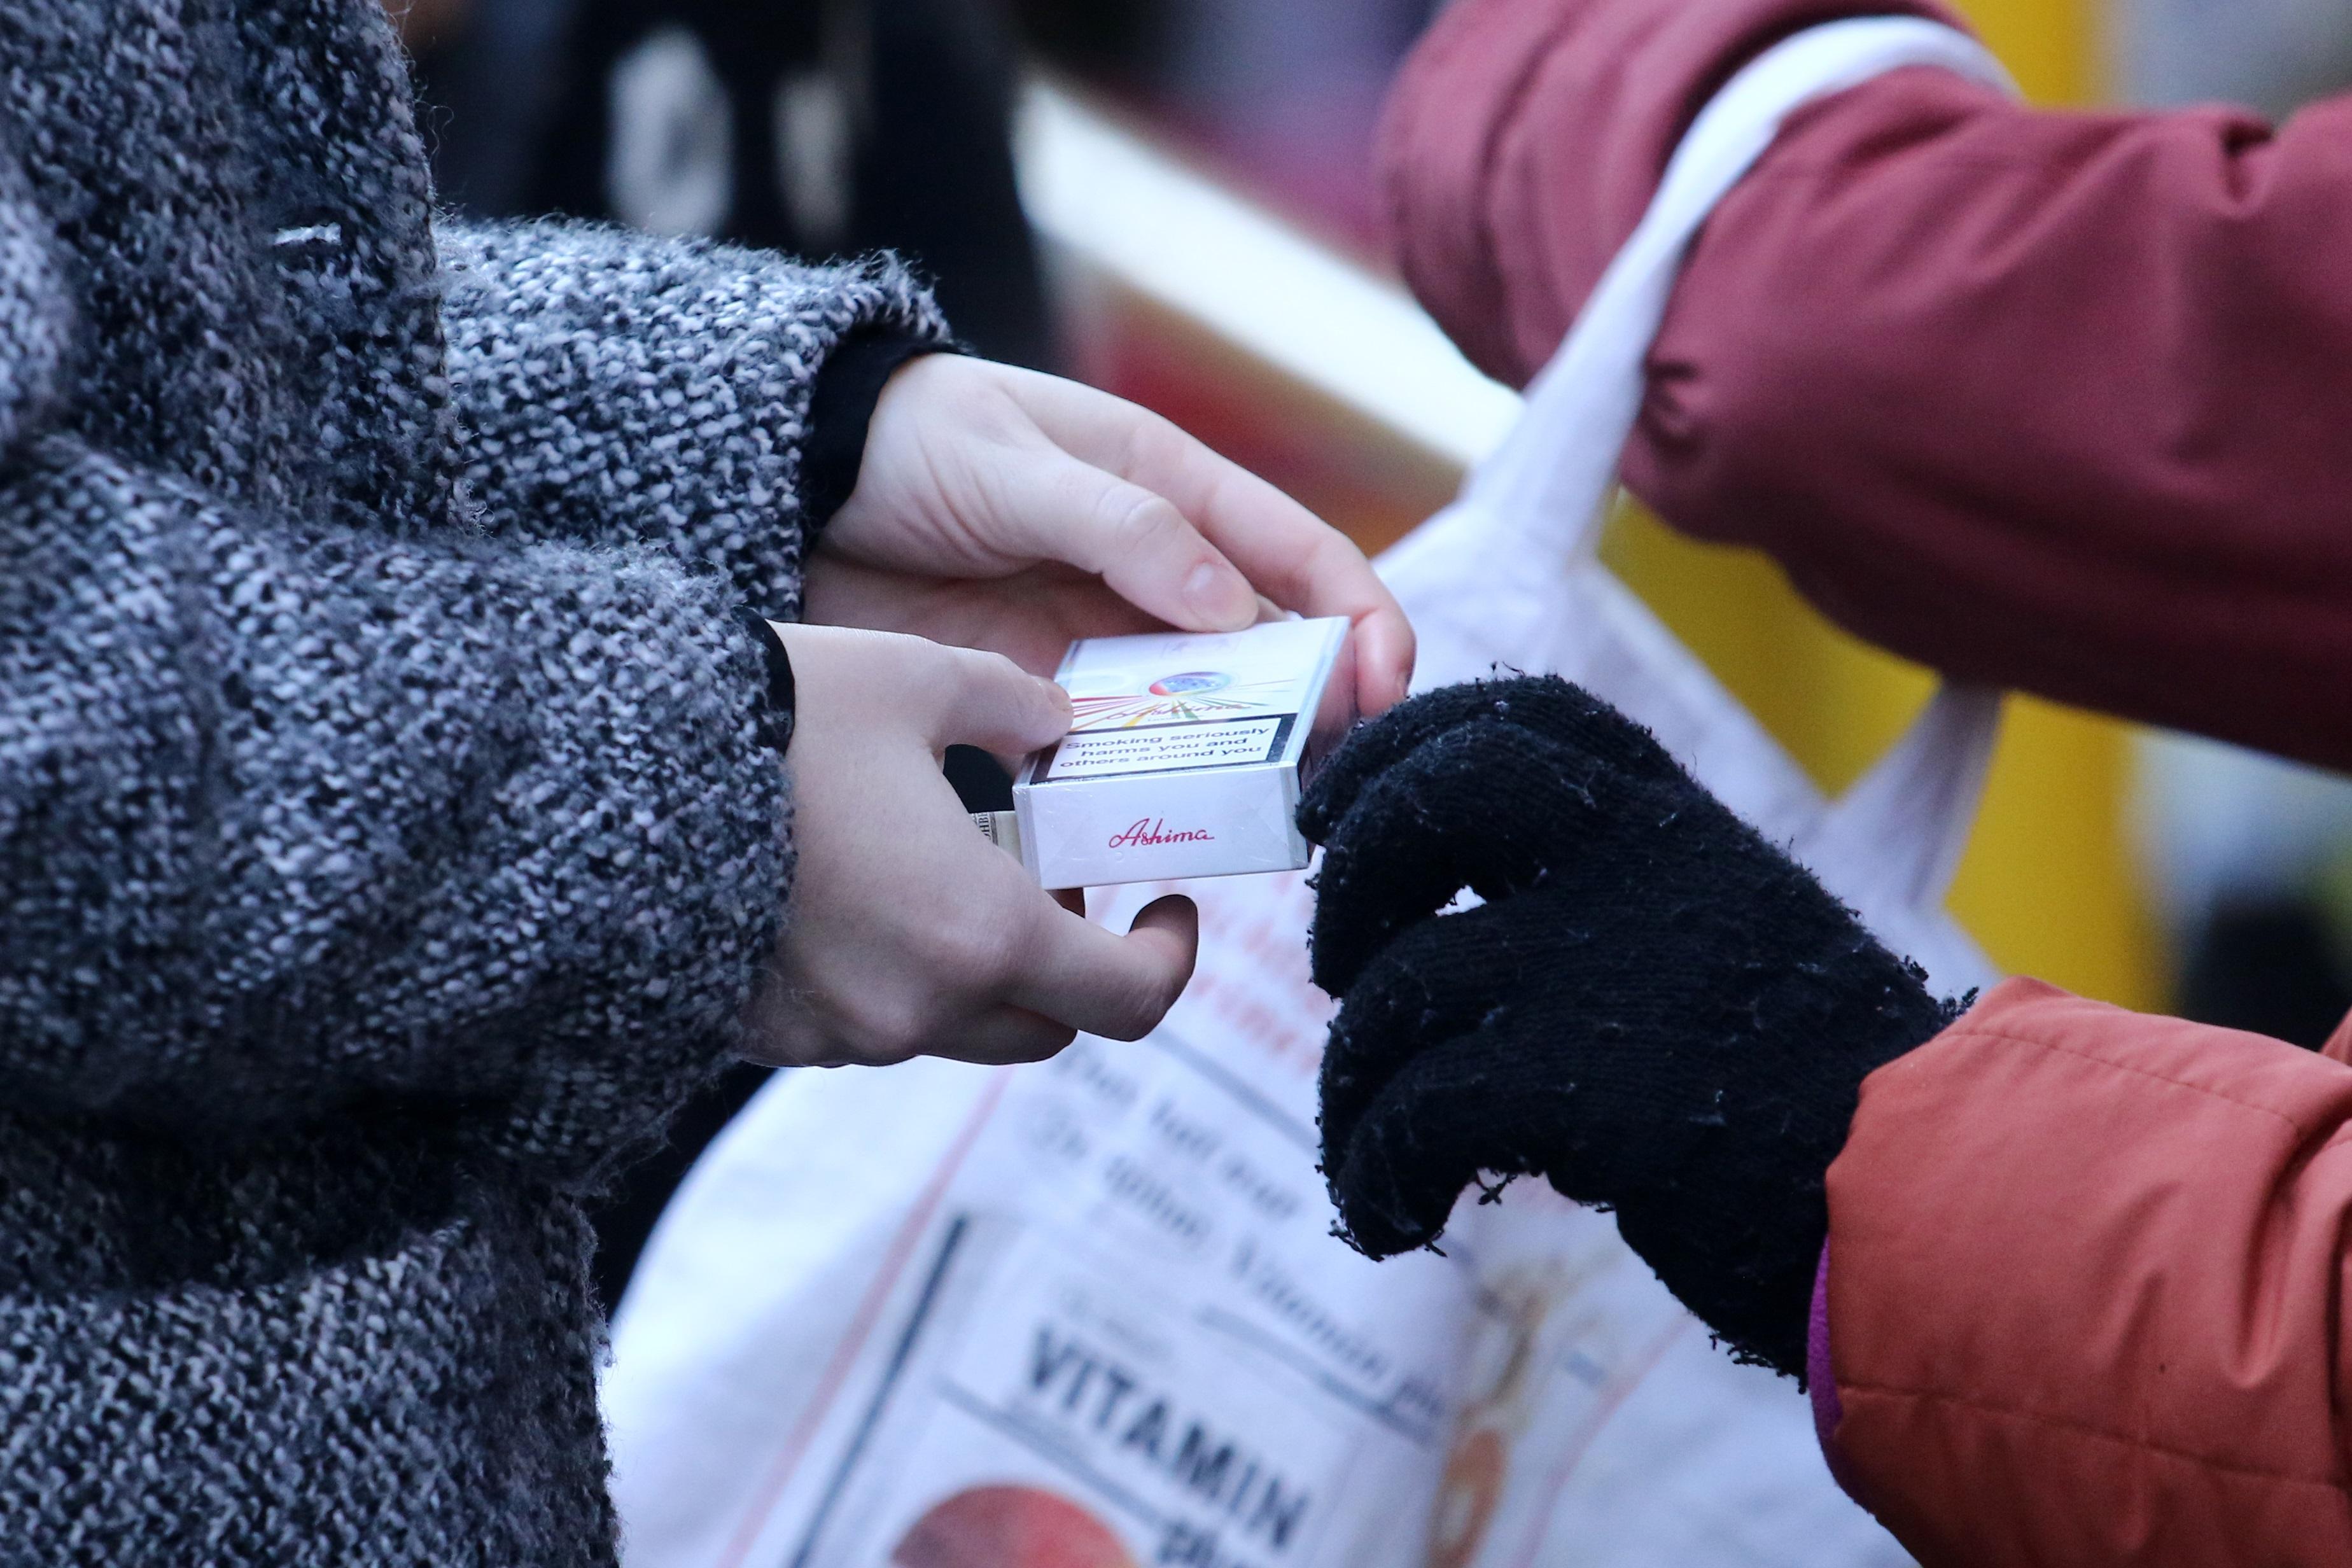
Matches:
[[892, 1485, 1136, 1568]]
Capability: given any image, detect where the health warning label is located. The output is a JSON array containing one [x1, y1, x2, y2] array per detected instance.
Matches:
[[1044, 718, 1286, 781]]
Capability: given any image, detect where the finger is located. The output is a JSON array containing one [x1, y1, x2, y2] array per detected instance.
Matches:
[[925, 1004, 1080, 1067], [1005, 893, 1198, 1041], [991, 446, 1259, 633], [1299, 674, 1670, 845], [1009, 372, 1415, 712], [1350, 601, 1417, 718], [1326, 1023, 1576, 1259], [919, 644, 1074, 756], [1310, 720, 1653, 997], [1318, 896, 1571, 1167], [1152, 469, 1412, 717], [1300, 681, 1532, 846]]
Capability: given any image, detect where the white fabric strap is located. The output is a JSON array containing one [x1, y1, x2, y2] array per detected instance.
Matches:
[[1468, 16, 2014, 553]]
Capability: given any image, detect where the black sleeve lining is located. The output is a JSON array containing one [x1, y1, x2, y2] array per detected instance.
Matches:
[[731, 606, 798, 756], [799, 330, 963, 536]]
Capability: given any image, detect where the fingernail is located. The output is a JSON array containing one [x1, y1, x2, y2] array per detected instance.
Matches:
[[1186, 563, 1252, 628]]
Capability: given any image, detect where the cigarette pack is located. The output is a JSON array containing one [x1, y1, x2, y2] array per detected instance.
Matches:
[[979, 617, 1355, 889]]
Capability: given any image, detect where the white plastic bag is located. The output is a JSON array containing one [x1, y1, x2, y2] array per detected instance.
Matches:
[[604, 21, 2013, 1568]]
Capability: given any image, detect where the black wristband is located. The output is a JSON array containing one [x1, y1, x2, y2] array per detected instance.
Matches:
[[801, 330, 962, 533], [732, 607, 797, 757]]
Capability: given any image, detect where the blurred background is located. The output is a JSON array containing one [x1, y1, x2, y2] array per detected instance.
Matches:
[[390, 0, 2352, 1070]]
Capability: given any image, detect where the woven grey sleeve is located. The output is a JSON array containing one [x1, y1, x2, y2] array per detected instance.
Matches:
[[0, 433, 790, 1165], [437, 221, 953, 620]]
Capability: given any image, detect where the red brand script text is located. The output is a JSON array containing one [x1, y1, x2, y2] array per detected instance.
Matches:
[[1107, 818, 1215, 850]]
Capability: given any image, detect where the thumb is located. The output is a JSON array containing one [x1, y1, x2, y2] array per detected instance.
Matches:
[[1008, 892, 1200, 1041], [1001, 449, 1259, 634], [925, 643, 1074, 756]]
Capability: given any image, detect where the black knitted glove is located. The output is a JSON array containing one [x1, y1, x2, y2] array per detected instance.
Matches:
[[1301, 676, 1963, 1376]]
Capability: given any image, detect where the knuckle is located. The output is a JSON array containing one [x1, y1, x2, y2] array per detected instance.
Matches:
[[1296, 527, 1361, 595], [1000, 1024, 1079, 1065], [1116, 409, 1186, 480], [923, 916, 1017, 993], [1099, 484, 1182, 550], [745, 1018, 824, 1069], [837, 986, 936, 1062], [946, 645, 1023, 705], [962, 647, 1026, 692]]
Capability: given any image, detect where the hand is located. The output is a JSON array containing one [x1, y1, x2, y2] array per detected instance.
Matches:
[[807, 354, 1414, 718], [745, 623, 1198, 1068], [1300, 676, 1959, 1376]]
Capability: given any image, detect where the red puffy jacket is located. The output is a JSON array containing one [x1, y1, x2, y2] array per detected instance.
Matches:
[[1383, 0, 2352, 1559]]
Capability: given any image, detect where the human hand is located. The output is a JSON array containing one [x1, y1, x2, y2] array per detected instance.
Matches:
[[807, 354, 1413, 718], [1300, 676, 1958, 1376], [745, 623, 1198, 1068]]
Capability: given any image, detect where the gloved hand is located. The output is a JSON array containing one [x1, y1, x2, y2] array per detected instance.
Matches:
[[1301, 676, 1963, 1375]]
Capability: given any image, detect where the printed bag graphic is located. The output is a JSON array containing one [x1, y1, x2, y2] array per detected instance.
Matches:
[[602, 21, 2016, 1568]]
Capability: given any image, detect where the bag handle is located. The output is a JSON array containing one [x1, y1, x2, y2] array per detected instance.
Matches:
[[1800, 678, 2003, 921]]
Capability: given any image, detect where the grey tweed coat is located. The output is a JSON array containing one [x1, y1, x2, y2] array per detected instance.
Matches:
[[0, 1, 945, 1562]]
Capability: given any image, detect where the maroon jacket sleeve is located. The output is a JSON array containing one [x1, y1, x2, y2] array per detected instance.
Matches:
[[1384, 0, 2352, 769]]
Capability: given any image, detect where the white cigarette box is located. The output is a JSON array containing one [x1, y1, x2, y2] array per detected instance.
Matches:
[[991, 617, 1355, 889]]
